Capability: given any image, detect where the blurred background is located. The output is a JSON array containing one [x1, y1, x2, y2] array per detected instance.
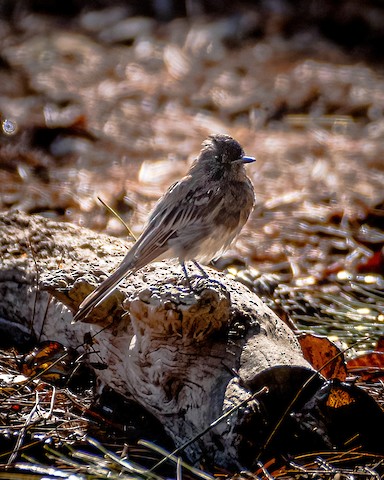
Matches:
[[1, 0, 384, 344]]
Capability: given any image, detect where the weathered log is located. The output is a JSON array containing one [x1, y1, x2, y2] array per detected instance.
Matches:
[[0, 211, 320, 469]]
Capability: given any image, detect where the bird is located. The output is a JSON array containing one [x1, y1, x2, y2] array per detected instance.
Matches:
[[72, 134, 255, 323]]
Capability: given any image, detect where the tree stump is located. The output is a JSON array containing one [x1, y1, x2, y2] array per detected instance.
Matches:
[[0, 211, 320, 469]]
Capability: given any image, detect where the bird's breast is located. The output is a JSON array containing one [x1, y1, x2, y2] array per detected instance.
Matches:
[[214, 179, 254, 227]]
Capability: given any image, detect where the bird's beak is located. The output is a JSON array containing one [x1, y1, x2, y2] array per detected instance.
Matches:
[[240, 155, 256, 164]]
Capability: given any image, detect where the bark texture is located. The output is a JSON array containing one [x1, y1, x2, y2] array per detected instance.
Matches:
[[0, 211, 318, 469]]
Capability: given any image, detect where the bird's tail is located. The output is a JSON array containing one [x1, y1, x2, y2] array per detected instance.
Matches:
[[72, 260, 134, 323]]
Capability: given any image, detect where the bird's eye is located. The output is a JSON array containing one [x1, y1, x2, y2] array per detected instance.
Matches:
[[214, 154, 224, 163]]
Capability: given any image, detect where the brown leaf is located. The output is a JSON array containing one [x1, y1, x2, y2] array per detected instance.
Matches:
[[299, 333, 347, 380], [347, 351, 384, 382]]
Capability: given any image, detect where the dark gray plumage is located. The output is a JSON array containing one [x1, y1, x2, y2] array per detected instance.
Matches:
[[73, 134, 255, 322]]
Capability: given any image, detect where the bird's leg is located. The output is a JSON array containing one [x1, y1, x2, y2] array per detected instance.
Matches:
[[181, 260, 210, 291], [192, 259, 209, 278], [181, 261, 193, 290], [193, 259, 227, 293]]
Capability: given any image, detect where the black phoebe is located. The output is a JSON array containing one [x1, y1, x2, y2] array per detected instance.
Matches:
[[73, 134, 255, 322]]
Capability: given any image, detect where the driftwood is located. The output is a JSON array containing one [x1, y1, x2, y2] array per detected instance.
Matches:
[[0, 211, 319, 469]]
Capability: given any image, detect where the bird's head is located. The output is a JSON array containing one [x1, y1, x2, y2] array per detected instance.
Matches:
[[191, 134, 255, 180]]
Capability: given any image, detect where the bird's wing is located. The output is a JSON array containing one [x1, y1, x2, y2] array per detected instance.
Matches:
[[73, 179, 224, 322], [129, 180, 224, 269]]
